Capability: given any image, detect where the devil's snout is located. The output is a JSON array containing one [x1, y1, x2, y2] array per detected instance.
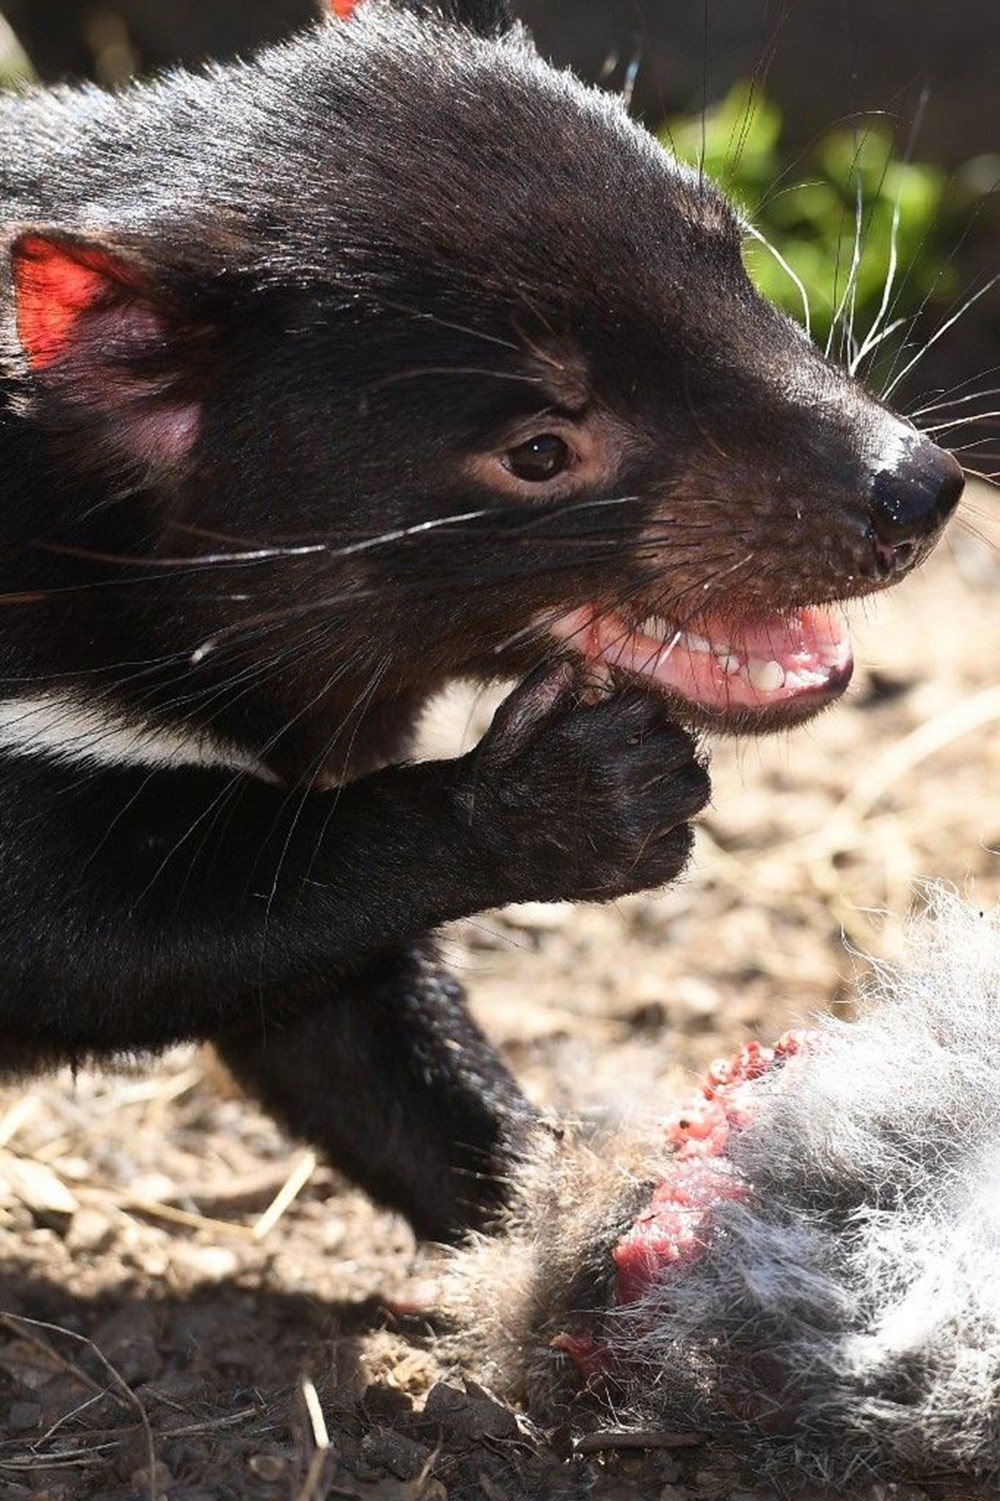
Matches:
[[869, 439, 964, 577]]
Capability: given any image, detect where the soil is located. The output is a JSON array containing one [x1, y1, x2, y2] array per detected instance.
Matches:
[[0, 482, 997, 1501]]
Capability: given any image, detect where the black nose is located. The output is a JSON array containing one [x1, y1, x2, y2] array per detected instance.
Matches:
[[871, 441, 964, 545], [869, 441, 964, 576]]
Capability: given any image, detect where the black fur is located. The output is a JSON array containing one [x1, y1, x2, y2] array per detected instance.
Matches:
[[390, 0, 514, 33], [0, 0, 960, 1240]]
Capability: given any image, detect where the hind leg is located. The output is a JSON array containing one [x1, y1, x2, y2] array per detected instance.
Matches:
[[216, 943, 536, 1242]]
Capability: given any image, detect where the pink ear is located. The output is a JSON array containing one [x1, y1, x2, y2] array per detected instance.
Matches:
[[12, 234, 141, 372], [330, 0, 361, 16], [10, 233, 203, 467]]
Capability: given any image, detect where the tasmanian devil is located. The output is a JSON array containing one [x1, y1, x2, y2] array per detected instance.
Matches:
[[0, 0, 963, 1243]]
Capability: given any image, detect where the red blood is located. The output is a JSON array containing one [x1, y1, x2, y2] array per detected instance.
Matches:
[[666, 1094, 730, 1156], [12, 236, 132, 371], [615, 1029, 819, 1306], [613, 1160, 747, 1304], [558, 1025, 821, 1387], [550, 1331, 614, 1381], [705, 1039, 775, 1094], [667, 1028, 818, 1162], [774, 1028, 810, 1060]]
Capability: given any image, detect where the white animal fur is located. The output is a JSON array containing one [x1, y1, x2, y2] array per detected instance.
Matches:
[[0, 692, 275, 779], [451, 892, 1000, 1492]]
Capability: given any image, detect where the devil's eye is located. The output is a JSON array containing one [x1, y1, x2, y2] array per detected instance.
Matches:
[[505, 434, 571, 482]]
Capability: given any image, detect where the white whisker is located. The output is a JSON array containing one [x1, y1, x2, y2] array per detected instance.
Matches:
[[744, 222, 811, 339], [850, 190, 901, 374], [910, 384, 1000, 419], [828, 145, 866, 365], [884, 276, 1000, 398], [921, 409, 1000, 435]]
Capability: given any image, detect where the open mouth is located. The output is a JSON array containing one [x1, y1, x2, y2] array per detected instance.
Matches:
[[550, 604, 854, 726]]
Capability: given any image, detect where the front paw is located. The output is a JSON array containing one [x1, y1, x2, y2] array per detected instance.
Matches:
[[459, 663, 711, 904]]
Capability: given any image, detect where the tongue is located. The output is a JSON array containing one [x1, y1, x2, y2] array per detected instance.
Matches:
[[551, 605, 853, 715]]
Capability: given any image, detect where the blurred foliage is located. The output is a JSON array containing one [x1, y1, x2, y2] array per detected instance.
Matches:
[[0, 12, 33, 85], [662, 82, 958, 364]]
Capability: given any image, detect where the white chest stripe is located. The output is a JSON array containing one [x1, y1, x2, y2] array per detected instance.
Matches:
[[0, 694, 276, 781]]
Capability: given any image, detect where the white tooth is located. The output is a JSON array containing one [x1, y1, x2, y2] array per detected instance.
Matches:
[[720, 653, 741, 675], [639, 615, 671, 642], [748, 658, 786, 692], [680, 632, 713, 654]]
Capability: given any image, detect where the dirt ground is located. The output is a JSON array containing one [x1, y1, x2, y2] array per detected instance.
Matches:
[[0, 482, 997, 1501]]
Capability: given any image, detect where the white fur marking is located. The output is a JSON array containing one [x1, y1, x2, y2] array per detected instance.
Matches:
[[0, 693, 275, 780]]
